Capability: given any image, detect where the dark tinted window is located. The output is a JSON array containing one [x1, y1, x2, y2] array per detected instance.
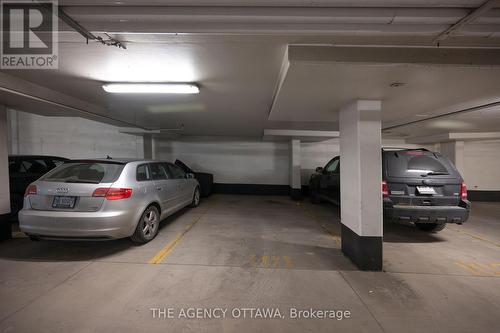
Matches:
[[386, 151, 457, 178], [22, 159, 49, 174], [51, 159, 65, 167], [168, 163, 186, 179], [9, 160, 22, 174], [41, 163, 124, 183], [136, 164, 151, 181], [149, 163, 169, 180], [325, 158, 339, 173]]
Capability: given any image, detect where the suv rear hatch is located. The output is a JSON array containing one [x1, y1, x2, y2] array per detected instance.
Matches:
[[383, 150, 463, 207], [27, 160, 125, 212]]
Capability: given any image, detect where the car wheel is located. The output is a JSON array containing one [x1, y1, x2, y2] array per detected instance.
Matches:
[[310, 189, 321, 204], [415, 222, 446, 232], [190, 187, 200, 208], [131, 206, 160, 243]]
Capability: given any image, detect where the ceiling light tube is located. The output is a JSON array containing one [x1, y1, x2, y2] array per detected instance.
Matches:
[[102, 83, 199, 94]]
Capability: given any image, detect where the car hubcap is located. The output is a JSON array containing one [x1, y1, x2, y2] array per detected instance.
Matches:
[[194, 190, 200, 205], [142, 209, 158, 238]]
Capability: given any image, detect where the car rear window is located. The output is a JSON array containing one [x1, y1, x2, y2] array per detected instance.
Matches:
[[40, 162, 124, 184], [385, 151, 458, 178]]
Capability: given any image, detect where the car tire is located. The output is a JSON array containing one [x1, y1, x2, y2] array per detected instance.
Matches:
[[131, 206, 160, 244], [190, 187, 201, 208], [415, 222, 446, 232], [310, 189, 321, 204]]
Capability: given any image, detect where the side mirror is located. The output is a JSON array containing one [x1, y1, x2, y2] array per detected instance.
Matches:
[[315, 167, 323, 173], [185, 173, 195, 179]]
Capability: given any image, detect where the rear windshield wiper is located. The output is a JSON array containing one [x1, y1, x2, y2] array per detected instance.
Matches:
[[426, 172, 449, 176], [64, 180, 100, 184]]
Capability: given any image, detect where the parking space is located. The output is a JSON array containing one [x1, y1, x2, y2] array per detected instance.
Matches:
[[1, 195, 498, 332]]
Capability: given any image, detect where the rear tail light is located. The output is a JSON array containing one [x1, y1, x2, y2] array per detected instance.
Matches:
[[382, 181, 389, 198], [92, 188, 133, 200], [24, 185, 37, 197], [460, 182, 468, 200]]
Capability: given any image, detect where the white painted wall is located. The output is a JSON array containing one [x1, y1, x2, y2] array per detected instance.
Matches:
[[154, 137, 426, 186], [7, 109, 143, 159], [462, 140, 500, 191], [6, 109, 498, 191], [155, 138, 290, 185]]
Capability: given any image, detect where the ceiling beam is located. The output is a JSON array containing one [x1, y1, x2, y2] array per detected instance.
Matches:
[[433, 0, 499, 45], [406, 132, 500, 144], [0, 72, 146, 129], [287, 45, 500, 66]]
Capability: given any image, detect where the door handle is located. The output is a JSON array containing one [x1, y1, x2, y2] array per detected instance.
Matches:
[[156, 187, 162, 190]]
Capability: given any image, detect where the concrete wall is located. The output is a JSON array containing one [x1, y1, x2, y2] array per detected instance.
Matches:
[[6, 109, 498, 191], [154, 137, 423, 185], [7, 109, 143, 159], [155, 138, 290, 185], [462, 140, 500, 191]]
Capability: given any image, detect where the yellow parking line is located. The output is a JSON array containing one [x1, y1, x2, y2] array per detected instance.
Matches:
[[448, 227, 500, 248], [261, 255, 270, 267], [299, 203, 341, 247], [455, 262, 484, 276], [283, 256, 294, 269], [148, 199, 216, 264]]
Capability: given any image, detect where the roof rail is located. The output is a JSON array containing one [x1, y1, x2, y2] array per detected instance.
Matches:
[[382, 147, 430, 152]]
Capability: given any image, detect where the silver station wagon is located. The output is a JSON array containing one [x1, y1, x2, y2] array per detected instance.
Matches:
[[19, 159, 201, 243]]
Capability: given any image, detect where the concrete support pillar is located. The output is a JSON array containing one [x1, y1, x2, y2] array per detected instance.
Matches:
[[289, 139, 301, 200], [339, 100, 382, 271], [0, 105, 12, 240], [440, 141, 465, 174], [143, 134, 155, 160]]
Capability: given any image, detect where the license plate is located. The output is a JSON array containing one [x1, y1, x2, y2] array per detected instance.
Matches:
[[416, 186, 436, 195], [52, 196, 76, 209]]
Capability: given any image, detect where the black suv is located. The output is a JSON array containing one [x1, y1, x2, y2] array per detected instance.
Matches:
[[8, 155, 68, 219], [309, 148, 471, 232]]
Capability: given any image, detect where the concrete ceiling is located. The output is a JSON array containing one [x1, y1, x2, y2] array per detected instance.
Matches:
[[1, 1, 500, 139]]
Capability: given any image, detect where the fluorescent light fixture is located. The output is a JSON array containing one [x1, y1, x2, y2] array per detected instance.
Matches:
[[102, 83, 199, 94]]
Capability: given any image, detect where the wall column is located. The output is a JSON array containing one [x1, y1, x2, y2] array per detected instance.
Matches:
[[339, 100, 383, 271], [143, 134, 156, 160], [289, 139, 301, 200], [440, 140, 465, 174], [0, 105, 12, 240]]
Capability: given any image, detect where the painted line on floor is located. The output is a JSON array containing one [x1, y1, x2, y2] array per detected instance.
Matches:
[[298, 202, 341, 247], [448, 226, 500, 248], [455, 261, 500, 276], [148, 199, 216, 264], [249, 255, 295, 269]]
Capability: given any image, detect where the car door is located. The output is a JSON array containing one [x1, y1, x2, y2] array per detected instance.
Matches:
[[167, 163, 191, 205], [14, 158, 50, 195], [149, 162, 176, 215], [320, 157, 340, 203]]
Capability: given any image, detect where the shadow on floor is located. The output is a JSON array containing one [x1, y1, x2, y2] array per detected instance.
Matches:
[[0, 207, 192, 262], [383, 221, 446, 243]]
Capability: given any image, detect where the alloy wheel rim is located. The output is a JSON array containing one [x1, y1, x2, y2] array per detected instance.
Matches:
[[142, 209, 158, 238]]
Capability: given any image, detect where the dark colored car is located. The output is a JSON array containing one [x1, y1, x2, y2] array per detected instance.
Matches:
[[175, 159, 213, 197], [8, 155, 68, 219], [309, 148, 471, 232]]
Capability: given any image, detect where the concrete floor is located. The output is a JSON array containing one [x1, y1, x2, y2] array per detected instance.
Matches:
[[0, 195, 499, 332]]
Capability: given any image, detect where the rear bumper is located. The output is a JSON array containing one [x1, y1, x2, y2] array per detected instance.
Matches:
[[18, 208, 138, 239], [384, 201, 470, 224]]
